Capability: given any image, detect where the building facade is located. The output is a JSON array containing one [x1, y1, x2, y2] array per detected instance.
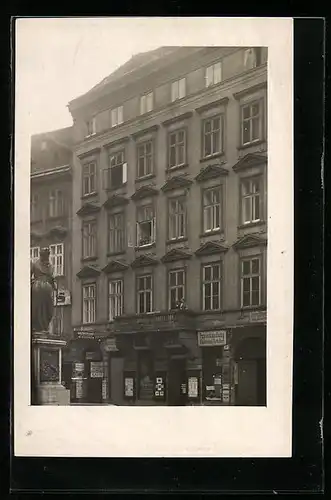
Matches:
[[30, 127, 74, 392], [68, 46, 268, 406]]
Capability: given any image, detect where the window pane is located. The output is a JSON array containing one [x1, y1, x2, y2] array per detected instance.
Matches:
[[178, 144, 184, 165], [146, 292, 151, 312], [243, 197, 252, 223], [251, 276, 260, 292], [204, 206, 212, 231], [204, 190, 212, 206], [243, 105, 251, 119], [212, 295, 219, 310], [252, 117, 260, 140], [212, 281, 219, 297], [170, 146, 176, 167], [253, 195, 260, 220], [118, 106, 123, 124], [204, 120, 212, 134], [145, 276, 152, 289], [212, 264, 220, 280], [243, 291, 251, 307], [214, 63, 222, 83], [251, 103, 260, 116], [179, 78, 186, 98], [212, 130, 220, 154], [139, 293, 144, 313], [243, 278, 250, 292], [212, 117, 220, 131], [204, 295, 211, 310], [204, 266, 211, 281], [170, 289, 177, 308], [252, 258, 260, 274], [178, 271, 184, 285], [206, 66, 213, 86], [169, 272, 177, 286], [178, 130, 184, 143], [204, 282, 211, 297], [242, 261, 251, 275], [252, 290, 260, 306], [204, 134, 212, 157], [242, 121, 251, 144], [178, 287, 184, 301]]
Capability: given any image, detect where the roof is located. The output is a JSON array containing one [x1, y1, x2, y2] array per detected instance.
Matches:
[[31, 126, 74, 149]]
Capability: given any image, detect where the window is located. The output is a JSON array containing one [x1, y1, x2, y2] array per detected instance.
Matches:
[[168, 129, 186, 169], [168, 197, 186, 240], [86, 117, 96, 137], [241, 257, 261, 307], [49, 243, 64, 276], [137, 275, 153, 314], [168, 269, 185, 310], [140, 92, 153, 114], [108, 212, 125, 254], [111, 106, 124, 127], [203, 187, 221, 233], [49, 189, 64, 218], [31, 194, 40, 221], [82, 220, 97, 259], [244, 48, 262, 70], [241, 177, 261, 224], [30, 246, 40, 263], [205, 62, 222, 87], [202, 116, 223, 157], [171, 78, 186, 101], [136, 205, 156, 247], [49, 306, 64, 335], [108, 279, 123, 321], [137, 141, 153, 178], [107, 151, 127, 189], [82, 284, 96, 324], [82, 162, 97, 196], [241, 101, 262, 145], [202, 263, 221, 311]]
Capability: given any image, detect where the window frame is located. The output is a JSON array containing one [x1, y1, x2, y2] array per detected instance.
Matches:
[[86, 117, 96, 137], [82, 282, 97, 324], [108, 278, 124, 321], [31, 193, 41, 222], [168, 196, 186, 241], [30, 246, 40, 263], [240, 175, 263, 225], [108, 211, 125, 255], [48, 189, 64, 218], [136, 273, 153, 314], [82, 219, 97, 260], [201, 262, 222, 312], [110, 105, 124, 128], [171, 77, 186, 102], [136, 204, 156, 248], [107, 149, 127, 190], [168, 268, 186, 310], [240, 255, 262, 308], [167, 128, 187, 170], [49, 243, 64, 276], [202, 186, 223, 234], [82, 161, 97, 197], [136, 140, 154, 179], [140, 91, 154, 115], [240, 99, 264, 146], [202, 114, 224, 158], [205, 61, 222, 87]]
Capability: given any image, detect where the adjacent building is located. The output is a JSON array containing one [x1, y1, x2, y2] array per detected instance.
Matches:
[[67, 46, 268, 406]]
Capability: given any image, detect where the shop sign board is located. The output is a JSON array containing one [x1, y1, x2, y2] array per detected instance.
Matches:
[[198, 330, 226, 347], [103, 337, 118, 352], [188, 376, 199, 398]]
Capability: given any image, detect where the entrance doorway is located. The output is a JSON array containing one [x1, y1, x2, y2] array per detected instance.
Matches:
[[235, 337, 266, 406], [167, 357, 187, 406]]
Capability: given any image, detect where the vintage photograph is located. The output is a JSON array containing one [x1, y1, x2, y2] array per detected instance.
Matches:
[[30, 44, 268, 407]]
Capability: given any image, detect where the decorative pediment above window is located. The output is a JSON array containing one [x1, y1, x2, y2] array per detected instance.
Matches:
[[76, 202, 101, 217], [76, 265, 101, 279], [77, 147, 101, 160], [161, 248, 192, 263], [48, 226, 68, 237], [161, 175, 192, 193], [103, 136, 130, 150], [103, 194, 129, 209], [162, 111, 193, 127], [131, 185, 159, 201], [232, 234, 267, 250], [102, 260, 129, 274], [232, 153, 267, 172], [195, 164, 228, 182], [195, 241, 229, 256], [131, 254, 159, 269], [131, 125, 159, 140], [195, 97, 229, 114]]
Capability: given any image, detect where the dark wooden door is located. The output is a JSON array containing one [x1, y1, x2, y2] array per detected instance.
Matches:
[[167, 359, 186, 406]]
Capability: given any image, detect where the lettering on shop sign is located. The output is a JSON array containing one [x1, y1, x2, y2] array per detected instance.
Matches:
[[103, 337, 118, 352], [198, 330, 227, 347], [250, 310, 267, 323], [76, 379, 84, 399], [90, 361, 103, 378]]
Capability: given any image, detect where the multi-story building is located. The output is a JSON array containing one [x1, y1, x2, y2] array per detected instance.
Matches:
[[68, 46, 268, 406], [30, 126, 73, 390]]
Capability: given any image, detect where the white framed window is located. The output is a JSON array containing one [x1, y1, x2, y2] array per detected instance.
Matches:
[[168, 129, 186, 168], [49, 189, 64, 218], [49, 243, 64, 276], [49, 306, 64, 335], [168, 197, 186, 240], [241, 257, 261, 307], [205, 62, 222, 87], [202, 115, 223, 157], [82, 220, 97, 259], [82, 284, 96, 324], [82, 162, 97, 196], [106, 151, 127, 189], [108, 279, 123, 321], [137, 274, 153, 314], [203, 187, 221, 233], [136, 205, 156, 247], [30, 246, 40, 263], [137, 141, 153, 178], [202, 263, 222, 311], [108, 212, 125, 254], [168, 269, 185, 310], [111, 106, 124, 127], [140, 92, 153, 114], [241, 100, 263, 145], [31, 193, 40, 221], [241, 177, 261, 224], [86, 117, 96, 137], [171, 77, 186, 101]]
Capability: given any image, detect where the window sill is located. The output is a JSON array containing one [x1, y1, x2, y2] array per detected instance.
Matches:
[[166, 237, 188, 245], [135, 242, 156, 251], [81, 256, 98, 263], [135, 174, 155, 183], [237, 139, 266, 151], [238, 220, 266, 230], [239, 305, 266, 313], [196, 309, 223, 316], [81, 192, 98, 200], [199, 229, 224, 238], [199, 152, 225, 163], [85, 133, 97, 140], [107, 250, 126, 257], [166, 163, 189, 173]]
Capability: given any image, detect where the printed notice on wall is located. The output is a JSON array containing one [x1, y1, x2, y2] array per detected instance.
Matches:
[[188, 377, 198, 398]]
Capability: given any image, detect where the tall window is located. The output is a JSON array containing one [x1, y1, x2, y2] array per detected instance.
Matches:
[[168, 197, 186, 240], [49, 306, 64, 335], [108, 279, 123, 321], [49, 189, 64, 218], [107, 151, 127, 189], [137, 275, 153, 314], [140, 92, 153, 114], [244, 48, 262, 70], [136, 205, 156, 247], [205, 62, 222, 87], [30, 246, 40, 263], [241, 101, 262, 145], [241, 178, 261, 224], [111, 106, 124, 127], [171, 78, 186, 101], [202, 263, 221, 311], [137, 141, 153, 178], [108, 212, 125, 254], [82, 284, 96, 324], [168, 269, 185, 310], [241, 257, 261, 307], [82, 220, 97, 259], [49, 243, 64, 276], [82, 162, 97, 196], [202, 116, 223, 157], [86, 117, 96, 137], [168, 129, 186, 169], [31, 194, 40, 221], [203, 187, 221, 233]]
